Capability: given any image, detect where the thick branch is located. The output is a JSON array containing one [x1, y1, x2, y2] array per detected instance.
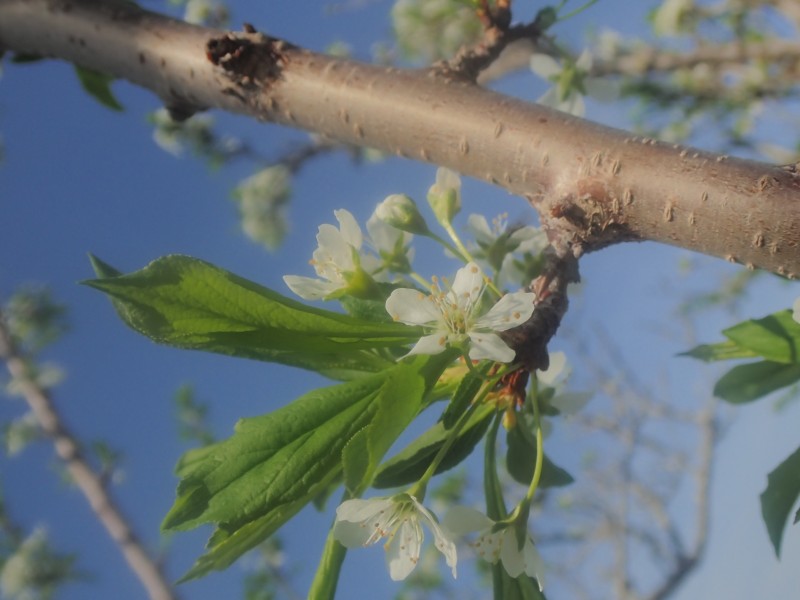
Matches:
[[1, 0, 799, 276], [0, 313, 178, 600]]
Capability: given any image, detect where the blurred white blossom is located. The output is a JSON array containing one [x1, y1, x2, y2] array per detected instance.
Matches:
[[233, 165, 291, 250], [530, 50, 618, 117], [653, 0, 694, 37], [443, 507, 545, 587]]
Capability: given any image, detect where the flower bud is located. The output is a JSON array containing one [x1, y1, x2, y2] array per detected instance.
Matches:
[[375, 194, 430, 235], [427, 167, 461, 226]]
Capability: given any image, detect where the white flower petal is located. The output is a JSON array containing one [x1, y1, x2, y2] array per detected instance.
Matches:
[[283, 275, 339, 300], [550, 391, 593, 415], [475, 291, 535, 331], [412, 497, 457, 578], [466, 214, 493, 244], [793, 298, 800, 324], [575, 49, 593, 71], [537, 351, 568, 386], [386, 517, 423, 581], [499, 528, 526, 578], [431, 167, 461, 196], [537, 87, 561, 109], [407, 333, 450, 357], [467, 332, 516, 363], [443, 506, 494, 535], [386, 289, 442, 325], [562, 93, 586, 117], [367, 212, 402, 253], [334, 208, 363, 249], [333, 497, 397, 547], [449, 262, 485, 307], [530, 53, 562, 79], [316, 224, 355, 270], [522, 540, 546, 589]]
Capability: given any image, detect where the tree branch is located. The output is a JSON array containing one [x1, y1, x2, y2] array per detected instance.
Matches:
[[1, 0, 799, 278], [0, 311, 178, 600]]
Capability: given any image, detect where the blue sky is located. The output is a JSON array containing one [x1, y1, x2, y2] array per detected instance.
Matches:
[[1, 1, 798, 598]]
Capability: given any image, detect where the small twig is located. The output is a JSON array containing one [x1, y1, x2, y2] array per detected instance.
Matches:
[[0, 310, 178, 600], [502, 251, 580, 372]]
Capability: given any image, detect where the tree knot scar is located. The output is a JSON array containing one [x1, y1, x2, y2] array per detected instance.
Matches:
[[206, 25, 291, 88]]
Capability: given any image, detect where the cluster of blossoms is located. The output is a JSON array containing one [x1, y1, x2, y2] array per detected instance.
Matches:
[[285, 168, 555, 586], [284, 168, 541, 363], [333, 493, 545, 588]]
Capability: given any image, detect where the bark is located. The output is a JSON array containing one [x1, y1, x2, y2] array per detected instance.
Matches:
[[1, 0, 799, 277]]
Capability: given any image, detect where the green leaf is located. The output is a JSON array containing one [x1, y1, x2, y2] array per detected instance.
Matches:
[[713, 361, 800, 404], [74, 66, 123, 111], [85, 254, 420, 377], [679, 340, 758, 362], [493, 564, 547, 600], [441, 362, 491, 429], [760, 445, 800, 557], [723, 311, 800, 364], [164, 358, 439, 581], [373, 404, 495, 489], [506, 425, 574, 488], [341, 360, 427, 494]]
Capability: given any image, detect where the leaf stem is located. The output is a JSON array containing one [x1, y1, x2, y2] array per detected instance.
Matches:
[[308, 515, 349, 600]]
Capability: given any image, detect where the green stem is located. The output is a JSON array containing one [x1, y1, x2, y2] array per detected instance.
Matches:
[[442, 222, 477, 264], [410, 365, 507, 499], [409, 271, 431, 290], [308, 517, 349, 600], [558, 0, 599, 21], [427, 230, 469, 263], [523, 382, 545, 506], [409, 399, 480, 500]]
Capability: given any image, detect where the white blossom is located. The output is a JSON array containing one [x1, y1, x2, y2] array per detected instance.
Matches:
[[366, 211, 414, 275], [539, 351, 592, 416], [530, 50, 618, 117], [653, 0, 694, 37], [793, 298, 800, 324], [443, 507, 545, 588], [333, 493, 457, 581], [283, 209, 379, 300], [385, 263, 535, 363], [466, 213, 548, 286]]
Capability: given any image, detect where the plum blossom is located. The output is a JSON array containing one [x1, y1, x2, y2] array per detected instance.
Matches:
[[530, 50, 618, 117], [443, 507, 545, 588], [385, 262, 535, 363], [466, 213, 548, 286], [283, 209, 380, 300], [366, 211, 414, 275], [333, 493, 457, 581]]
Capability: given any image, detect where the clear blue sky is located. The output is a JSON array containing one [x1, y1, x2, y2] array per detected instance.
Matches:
[[1, 1, 798, 598]]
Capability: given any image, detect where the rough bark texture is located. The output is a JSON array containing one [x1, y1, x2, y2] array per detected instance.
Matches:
[[1, 0, 799, 276]]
